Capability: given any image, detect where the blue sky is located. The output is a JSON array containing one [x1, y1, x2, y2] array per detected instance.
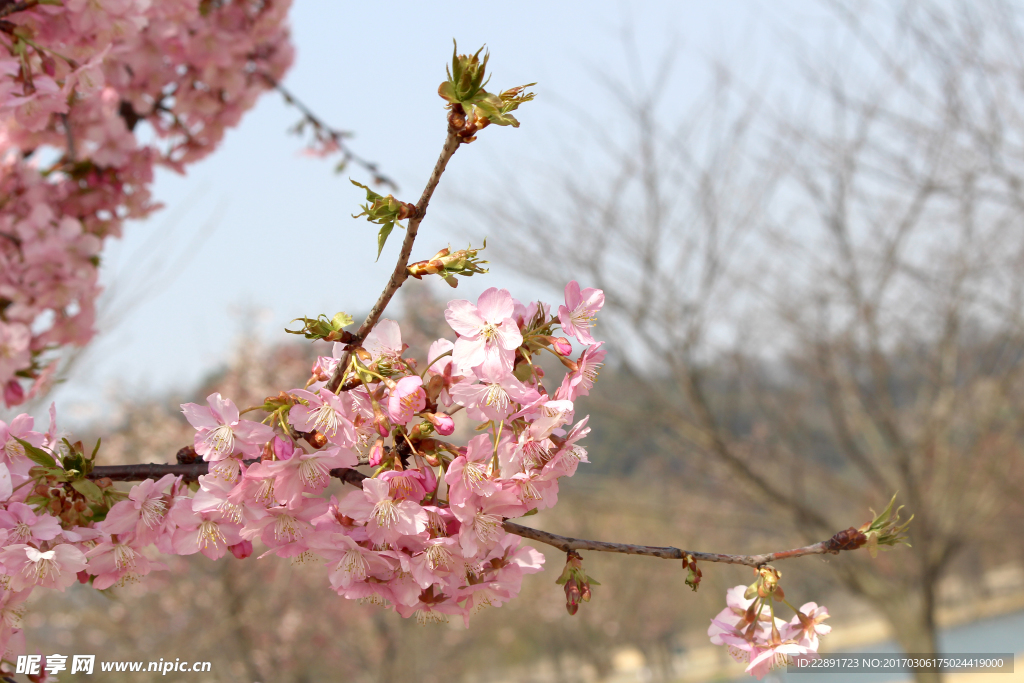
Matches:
[[38, 1, 835, 425]]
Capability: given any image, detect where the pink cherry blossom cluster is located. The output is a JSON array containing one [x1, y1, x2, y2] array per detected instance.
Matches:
[[709, 581, 832, 680], [173, 283, 606, 624], [0, 1, 294, 406], [0, 282, 607, 659]]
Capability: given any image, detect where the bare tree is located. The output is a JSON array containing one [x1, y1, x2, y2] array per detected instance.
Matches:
[[467, 3, 1024, 681]]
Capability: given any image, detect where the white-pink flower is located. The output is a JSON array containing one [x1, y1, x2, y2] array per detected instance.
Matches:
[[289, 388, 357, 447], [0, 414, 44, 465], [782, 602, 831, 649], [337, 478, 427, 547], [0, 544, 87, 591], [181, 393, 273, 462], [264, 444, 358, 506], [450, 363, 537, 422], [100, 474, 178, 542], [557, 281, 604, 345], [85, 538, 160, 590], [445, 434, 500, 505], [387, 375, 426, 425], [0, 503, 62, 545], [364, 319, 404, 365], [445, 288, 523, 376]]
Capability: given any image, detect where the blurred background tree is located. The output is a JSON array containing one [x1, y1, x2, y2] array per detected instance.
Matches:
[[463, 2, 1024, 681]]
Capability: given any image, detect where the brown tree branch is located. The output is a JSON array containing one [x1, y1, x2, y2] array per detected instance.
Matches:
[[88, 458, 865, 569], [0, 0, 37, 20], [502, 520, 864, 568], [325, 130, 462, 393], [89, 462, 368, 487]]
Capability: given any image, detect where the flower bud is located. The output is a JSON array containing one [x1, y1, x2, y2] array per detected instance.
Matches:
[[422, 411, 455, 436], [368, 437, 386, 467], [3, 379, 24, 407], [550, 336, 573, 356], [564, 577, 581, 615], [229, 540, 253, 559]]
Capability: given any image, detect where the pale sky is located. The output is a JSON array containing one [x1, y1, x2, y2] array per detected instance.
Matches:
[[34, 0, 836, 426]]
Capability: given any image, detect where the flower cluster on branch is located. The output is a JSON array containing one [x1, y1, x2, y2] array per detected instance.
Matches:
[[0, 0, 296, 406]]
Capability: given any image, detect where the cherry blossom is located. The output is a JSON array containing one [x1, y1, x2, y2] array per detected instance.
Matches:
[[182, 393, 274, 461], [288, 388, 357, 448], [557, 280, 604, 345], [0, 544, 87, 591], [445, 287, 523, 375]]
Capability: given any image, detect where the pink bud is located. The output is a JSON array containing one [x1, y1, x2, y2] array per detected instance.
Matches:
[[272, 436, 295, 461], [423, 411, 455, 436], [551, 336, 572, 356], [229, 540, 253, 559], [77, 570, 91, 585], [3, 379, 24, 408], [368, 437, 386, 467]]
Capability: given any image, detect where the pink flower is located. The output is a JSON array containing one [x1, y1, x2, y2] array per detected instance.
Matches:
[[557, 281, 604, 345], [408, 536, 464, 589], [288, 388, 357, 447], [100, 474, 178, 542], [250, 498, 329, 559], [444, 288, 523, 375], [364, 319, 405, 365], [424, 338, 470, 407], [85, 538, 160, 589], [380, 468, 432, 502], [192, 473, 268, 532], [168, 501, 243, 561], [708, 585, 758, 645], [745, 641, 814, 679], [387, 375, 426, 425], [0, 544, 87, 591], [451, 487, 527, 557], [311, 532, 396, 589], [445, 434, 500, 505], [556, 342, 606, 402], [337, 478, 428, 547], [181, 393, 273, 462], [545, 416, 591, 478], [264, 443, 358, 506], [450, 363, 537, 422], [0, 504, 62, 544], [0, 415, 44, 474], [782, 602, 831, 649]]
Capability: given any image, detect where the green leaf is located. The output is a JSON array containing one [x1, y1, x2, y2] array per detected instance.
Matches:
[[351, 178, 383, 203], [376, 222, 394, 261], [71, 479, 104, 504], [25, 495, 50, 509], [13, 437, 56, 468], [331, 312, 353, 330]]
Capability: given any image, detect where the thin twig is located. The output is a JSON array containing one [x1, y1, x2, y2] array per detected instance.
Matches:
[[501, 521, 855, 568], [0, 0, 37, 20], [259, 72, 398, 190], [325, 130, 462, 394]]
